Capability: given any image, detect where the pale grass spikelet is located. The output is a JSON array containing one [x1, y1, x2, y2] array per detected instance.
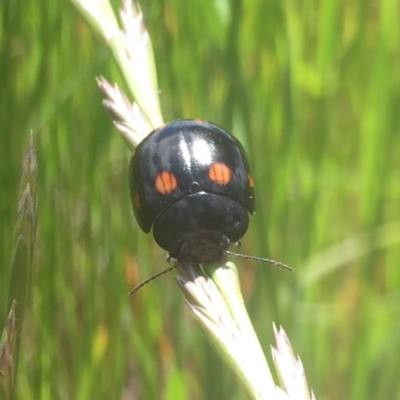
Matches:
[[71, 0, 163, 132], [96, 77, 151, 149], [272, 324, 316, 400], [178, 263, 316, 400], [119, 0, 148, 60], [177, 263, 276, 399], [0, 301, 17, 397], [70, 0, 120, 42], [117, 0, 163, 127]]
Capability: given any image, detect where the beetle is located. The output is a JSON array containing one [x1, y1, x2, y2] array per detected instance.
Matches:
[[128, 119, 290, 293]]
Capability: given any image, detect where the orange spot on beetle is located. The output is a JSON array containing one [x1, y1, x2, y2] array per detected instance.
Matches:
[[133, 192, 141, 209], [247, 174, 254, 188], [208, 162, 231, 185], [154, 171, 177, 195]]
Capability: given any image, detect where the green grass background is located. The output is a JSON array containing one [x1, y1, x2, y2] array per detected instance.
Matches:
[[1, 0, 400, 398]]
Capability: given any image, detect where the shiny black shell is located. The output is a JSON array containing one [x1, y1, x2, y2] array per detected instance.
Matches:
[[129, 119, 255, 262]]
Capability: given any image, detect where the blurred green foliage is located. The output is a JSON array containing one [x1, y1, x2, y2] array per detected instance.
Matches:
[[1, 0, 400, 399]]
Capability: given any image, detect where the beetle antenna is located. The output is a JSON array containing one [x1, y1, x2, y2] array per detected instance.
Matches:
[[128, 265, 177, 295], [129, 252, 292, 295], [224, 250, 293, 271]]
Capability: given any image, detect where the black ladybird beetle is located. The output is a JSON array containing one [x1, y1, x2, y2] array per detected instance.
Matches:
[[129, 119, 290, 293]]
